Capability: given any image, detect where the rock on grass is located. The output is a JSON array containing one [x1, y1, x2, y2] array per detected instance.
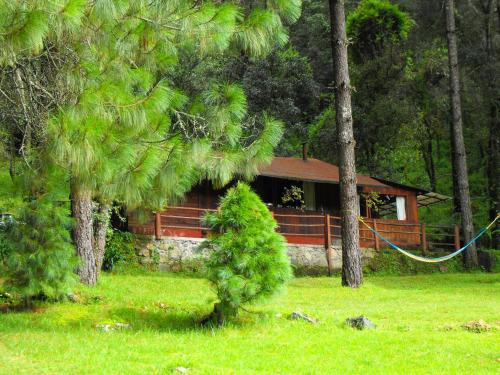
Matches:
[[287, 311, 317, 324], [95, 323, 131, 332], [345, 316, 376, 330]]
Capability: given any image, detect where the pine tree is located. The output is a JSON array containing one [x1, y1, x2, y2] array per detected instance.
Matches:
[[3, 174, 77, 302], [444, 0, 478, 268], [1, 1, 302, 285], [329, 0, 363, 287], [200, 182, 292, 325]]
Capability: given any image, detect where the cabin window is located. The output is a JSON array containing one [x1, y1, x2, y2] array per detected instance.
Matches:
[[303, 181, 316, 210], [396, 196, 407, 220], [371, 195, 407, 221]]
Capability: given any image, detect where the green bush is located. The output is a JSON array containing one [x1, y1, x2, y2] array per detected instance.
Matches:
[[200, 182, 292, 325], [103, 230, 138, 272], [3, 198, 77, 301], [364, 249, 465, 275], [477, 249, 499, 273], [0, 231, 11, 272], [347, 0, 414, 62]]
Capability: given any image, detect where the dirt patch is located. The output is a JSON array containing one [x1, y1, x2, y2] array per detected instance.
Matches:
[[462, 320, 492, 333]]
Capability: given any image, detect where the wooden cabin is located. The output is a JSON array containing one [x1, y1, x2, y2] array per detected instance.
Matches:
[[129, 153, 452, 250]]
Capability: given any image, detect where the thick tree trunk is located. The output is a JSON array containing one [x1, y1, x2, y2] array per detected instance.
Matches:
[[445, 0, 478, 267], [480, 0, 500, 249], [72, 187, 97, 285], [329, 0, 363, 287], [93, 202, 111, 277], [487, 105, 500, 248]]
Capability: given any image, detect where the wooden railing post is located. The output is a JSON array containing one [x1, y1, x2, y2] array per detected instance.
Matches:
[[154, 212, 162, 240], [454, 225, 460, 250], [421, 223, 427, 255], [373, 219, 380, 251], [324, 213, 332, 276]]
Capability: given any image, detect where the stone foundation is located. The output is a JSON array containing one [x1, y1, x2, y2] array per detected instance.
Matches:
[[134, 235, 375, 272]]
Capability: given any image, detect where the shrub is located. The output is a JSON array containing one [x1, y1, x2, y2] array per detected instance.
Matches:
[[200, 182, 292, 325], [0, 231, 11, 270], [3, 198, 77, 302], [103, 230, 137, 271], [364, 249, 465, 275], [347, 0, 414, 62], [477, 249, 499, 273]]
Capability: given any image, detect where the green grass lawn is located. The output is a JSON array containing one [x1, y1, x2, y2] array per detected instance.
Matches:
[[0, 273, 499, 374]]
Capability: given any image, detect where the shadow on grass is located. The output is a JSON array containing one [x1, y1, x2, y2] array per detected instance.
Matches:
[[105, 307, 207, 332], [105, 306, 275, 332], [0, 303, 46, 314]]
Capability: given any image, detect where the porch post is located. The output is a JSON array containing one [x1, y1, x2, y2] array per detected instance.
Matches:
[[421, 223, 427, 255], [373, 219, 380, 251], [454, 225, 460, 250], [324, 213, 332, 276], [154, 212, 162, 240]]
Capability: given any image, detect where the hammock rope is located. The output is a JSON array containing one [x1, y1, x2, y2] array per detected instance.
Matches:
[[358, 214, 499, 263]]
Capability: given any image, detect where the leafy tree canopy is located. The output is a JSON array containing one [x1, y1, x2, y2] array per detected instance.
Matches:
[[347, 0, 414, 61]]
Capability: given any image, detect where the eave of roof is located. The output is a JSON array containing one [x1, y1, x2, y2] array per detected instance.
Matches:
[[258, 157, 389, 188], [371, 177, 429, 194], [416, 192, 450, 207]]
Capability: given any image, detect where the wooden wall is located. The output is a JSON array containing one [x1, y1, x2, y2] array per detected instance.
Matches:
[[128, 178, 422, 247]]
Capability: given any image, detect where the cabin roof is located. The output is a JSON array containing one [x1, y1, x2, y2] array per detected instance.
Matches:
[[258, 157, 389, 188]]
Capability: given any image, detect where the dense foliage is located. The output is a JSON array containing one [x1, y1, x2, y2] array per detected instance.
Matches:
[[2, 196, 76, 301], [0, 231, 10, 271], [246, 0, 498, 246], [346, 0, 414, 62], [103, 230, 137, 272], [0, 0, 303, 286], [201, 182, 292, 324]]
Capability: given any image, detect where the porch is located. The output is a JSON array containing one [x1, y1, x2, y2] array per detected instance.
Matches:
[[128, 205, 462, 253]]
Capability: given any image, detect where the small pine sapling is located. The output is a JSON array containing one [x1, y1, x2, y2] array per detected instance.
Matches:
[[3, 196, 77, 304], [200, 182, 292, 325]]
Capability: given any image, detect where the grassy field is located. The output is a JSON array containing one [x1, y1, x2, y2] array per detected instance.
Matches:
[[0, 272, 498, 374]]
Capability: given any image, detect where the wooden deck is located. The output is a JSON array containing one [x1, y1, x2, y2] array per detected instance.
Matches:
[[128, 206, 461, 251]]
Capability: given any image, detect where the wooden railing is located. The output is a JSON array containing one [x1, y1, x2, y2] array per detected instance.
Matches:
[[129, 205, 461, 261]]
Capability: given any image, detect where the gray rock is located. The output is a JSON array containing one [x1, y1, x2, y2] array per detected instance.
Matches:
[[345, 316, 376, 330], [67, 293, 79, 303], [288, 311, 317, 324], [95, 324, 112, 332]]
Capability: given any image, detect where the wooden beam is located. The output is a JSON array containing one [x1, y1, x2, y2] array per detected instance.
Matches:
[[373, 219, 380, 251], [421, 223, 427, 255], [154, 212, 162, 240], [324, 213, 332, 276], [454, 225, 460, 250]]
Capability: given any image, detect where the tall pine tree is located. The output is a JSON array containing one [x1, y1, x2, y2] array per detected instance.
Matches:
[[0, 1, 302, 285]]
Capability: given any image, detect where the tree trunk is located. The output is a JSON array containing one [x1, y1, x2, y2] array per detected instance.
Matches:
[[13, 67, 31, 155], [329, 0, 363, 287], [445, 0, 478, 267], [72, 187, 97, 285], [93, 201, 111, 277], [480, 0, 500, 249], [487, 104, 500, 249], [421, 121, 437, 192]]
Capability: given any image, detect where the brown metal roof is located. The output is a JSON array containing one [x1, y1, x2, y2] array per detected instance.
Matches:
[[258, 157, 389, 188]]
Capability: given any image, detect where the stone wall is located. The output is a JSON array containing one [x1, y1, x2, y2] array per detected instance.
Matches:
[[135, 235, 375, 273]]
